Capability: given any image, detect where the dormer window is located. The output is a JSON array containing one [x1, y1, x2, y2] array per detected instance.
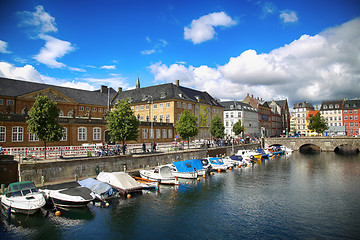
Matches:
[[160, 92, 167, 99], [335, 104, 339, 108], [230, 105, 234, 109], [329, 104, 333, 109], [323, 105, 327, 109]]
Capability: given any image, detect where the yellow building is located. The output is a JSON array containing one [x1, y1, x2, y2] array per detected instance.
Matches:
[[111, 80, 224, 142]]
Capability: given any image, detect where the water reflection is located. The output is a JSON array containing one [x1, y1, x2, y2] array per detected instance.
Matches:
[[1, 152, 360, 239]]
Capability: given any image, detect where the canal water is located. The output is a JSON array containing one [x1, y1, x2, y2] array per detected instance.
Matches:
[[1, 152, 360, 240]]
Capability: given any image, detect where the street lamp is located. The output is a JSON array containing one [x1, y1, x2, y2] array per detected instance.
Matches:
[[147, 95, 154, 152]]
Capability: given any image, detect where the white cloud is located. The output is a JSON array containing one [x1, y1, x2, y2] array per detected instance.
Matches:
[[0, 40, 11, 53], [150, 18, 360, 105], [141, 49, 156, 55], [100, 65, 116, 70], [68, 66, 86, 72], [59, 81, 95, 91], [258, 1, 277, 18], [280, 10, 298, 23], [17, 5, 57, 34], [34, 34, 74, 68], [0, 62, 42, 82], [184, 11, 237, 44]]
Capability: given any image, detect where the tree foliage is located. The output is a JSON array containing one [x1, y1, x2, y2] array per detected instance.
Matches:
[[27, 95, 63, 159], [308, 113, 328, 134], [210, 115, 225, 139], [106, 99, 140, 144], [232, 119, 246, 136], [175, 110, 199, 148]]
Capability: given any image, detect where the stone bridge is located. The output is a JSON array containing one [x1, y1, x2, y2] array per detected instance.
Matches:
[[264, 137, 360, 152]]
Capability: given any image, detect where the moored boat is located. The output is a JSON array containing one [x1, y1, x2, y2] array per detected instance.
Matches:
[[236, 149, 262, 160], [39, 182, 96, 208], [1, 181, 46, 215], [78, 178, 119, 201], [139, 165, 179, 185], [206, 157, 228, 171], [168, 159, 201, 179], [96, 172, 143, 194]]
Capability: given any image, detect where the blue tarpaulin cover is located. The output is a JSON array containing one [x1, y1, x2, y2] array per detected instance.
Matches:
[[78, 178, 113, 196], [229, 155, 242, 161], [173, 159, 204, 173]]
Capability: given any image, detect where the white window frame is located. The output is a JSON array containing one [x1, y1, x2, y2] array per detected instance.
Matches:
[[156, 129, 161, 139], [168, 129, 173, 139], [188, 104, 192, 109], [183, 103, 186, 109], [93, 127, 101, 141], [78, 127, 87, 141], [177, 102, 181, 108], [166, 102, 170, 108], [159, 103, 164, 109], [142, 129, 148, 139], [92, 107, 97, 112], [79, 106, 84, 111], [29, 132, 39, 142], [98, 108, 103, 112], [162, 129, 167, 138], [149, 129, 154, 139], [12, 126, 23, 142], [166, 114, 170, 123], [135, 106, 139, 111], [0, 126, 6, 142], [61, 127, 67, 141], [140, 105, 144, 110]]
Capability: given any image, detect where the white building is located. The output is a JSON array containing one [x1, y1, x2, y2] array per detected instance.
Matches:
[[220, 101, 259, 138], [291, 101, 314, 135]]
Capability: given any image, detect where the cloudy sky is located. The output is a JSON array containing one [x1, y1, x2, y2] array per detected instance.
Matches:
[[0, 0, 359, 107]]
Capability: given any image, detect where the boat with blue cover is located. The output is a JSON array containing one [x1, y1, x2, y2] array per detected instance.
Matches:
[[255, 149, 269, 159], [78, 178, 119, 201], [169, 159, 206, 179], [206, 157, 228, 171]]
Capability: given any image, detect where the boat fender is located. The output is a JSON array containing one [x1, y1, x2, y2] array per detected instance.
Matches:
[[55, 210, 61, 216], [197, 178, 200, 182], [127, 194, 131, 199], [95, 166, 100, 175]]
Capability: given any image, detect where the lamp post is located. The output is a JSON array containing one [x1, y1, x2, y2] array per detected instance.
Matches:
[[147, 95, 154, 152]]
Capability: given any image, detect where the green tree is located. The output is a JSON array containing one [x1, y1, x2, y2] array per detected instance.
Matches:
[[106, 99, 140, 149], [210, 115, 225, 139], [232, 119, 246, 137], [308, 112, 328, 134], [175, 110, 199, 148], [27, 95, 63, 159]]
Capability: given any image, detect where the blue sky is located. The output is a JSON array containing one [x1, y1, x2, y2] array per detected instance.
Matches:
[[1, 0, 360, 107]]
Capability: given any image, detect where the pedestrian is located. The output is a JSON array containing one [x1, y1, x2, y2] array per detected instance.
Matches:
[[0, 144, 3, 155], [142, 142, 146, 153], [122, 143, 127, 155], [153, 141, 157, 152]]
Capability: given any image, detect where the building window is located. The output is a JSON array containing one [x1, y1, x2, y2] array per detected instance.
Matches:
[[153, 115, 157, 122], [225, 113, 228, 118], [79, 106, 84, 111], [355, 115, 358, 120], [142, 129, 148, 139], [177, 102, 181, 108], [29, 132, 39, 142], [188, 104, 192, 109], [350, 122, 353, 127], [166, 114, 170, 123], [0, 126, 5, 142], [140, 105, 144, 110], [177, 114, 180, 121], [355, 122, 359, 127], [99, 108, 103, 112], [349, 110, 353, 114], [238, 112, 241, 118], [7, 100, 14, 106], [92, 107, 97, 112], [93, 127, 101, 141], [350, 116, 353, 120], [183, 103, 187, 109], [0, 99, 3, 105], [59, 111, 64, 117], [162, 129, 167, 138], [150, 129, 154, 139], [159, 103, 164, 109], [344, 116, 348, 120], [146, 105, 149, 110], [12, 127, 23, 142], [166, 102, 170, 108], [61, 127, 67, 141], [68, 110, 74, 117], [153, 104, 158, 109], [85, 107, 90, 112], [344, 110, 347, 114], [78, 127, 87, 141], [135, 106, 139, 111], [168, 129, 173, 139], [159, 114, 163, 122], [156, 129, 161, 139]]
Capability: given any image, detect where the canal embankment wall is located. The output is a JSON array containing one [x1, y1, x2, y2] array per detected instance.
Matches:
[[7, 143, 260, 186]]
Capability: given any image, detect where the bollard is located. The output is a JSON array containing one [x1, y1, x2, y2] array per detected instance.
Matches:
[[75, 174, 78, 181], [41, 176, 44, 186], [123, 165, 126, 172]]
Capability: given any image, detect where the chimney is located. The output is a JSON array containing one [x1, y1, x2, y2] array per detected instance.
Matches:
[[118, 87, 122, 92], [257, 97, 259, 100], [176, 80, 179, 86], [100, 85, 107, 93]]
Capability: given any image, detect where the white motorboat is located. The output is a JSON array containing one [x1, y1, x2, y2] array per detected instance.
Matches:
[[222, 155, 244, 166], [168, 160, 199, 179], [139, 165, 179, 185], [236, 149, 262, 160], [39, 182, 95, 208], [1, 181, 46, 215], [281, 146, 294, 154], [96, 172, 143, 194], [205, 157, 228, 171]]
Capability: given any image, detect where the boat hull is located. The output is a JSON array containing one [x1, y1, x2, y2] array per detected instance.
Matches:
[[1, 193, 45, 215], [139, 170, 178, 185]]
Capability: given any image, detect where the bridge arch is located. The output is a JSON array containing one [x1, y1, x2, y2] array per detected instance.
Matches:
[[299, 144, 321, 153], [334, 144, 359, 154]]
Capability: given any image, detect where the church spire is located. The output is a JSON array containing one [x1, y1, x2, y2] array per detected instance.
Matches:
[[136, 73, 140, 89]]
